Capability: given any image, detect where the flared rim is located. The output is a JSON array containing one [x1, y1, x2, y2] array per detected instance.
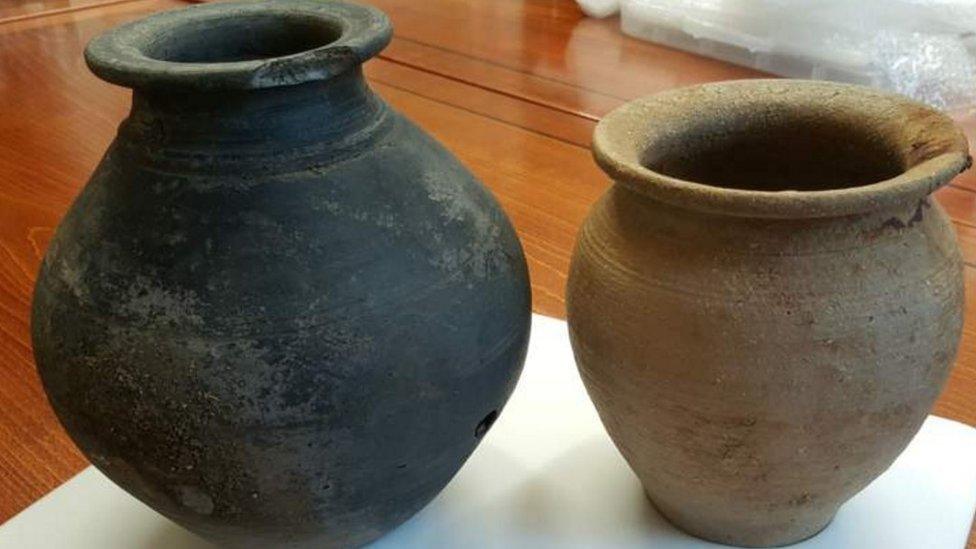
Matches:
[[593, 80, 971, 219], [84, 0, 391, 91]]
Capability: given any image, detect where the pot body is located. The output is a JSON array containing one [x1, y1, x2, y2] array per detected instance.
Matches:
[[31, 8, 530, 545], [568, 185, 963, 546]]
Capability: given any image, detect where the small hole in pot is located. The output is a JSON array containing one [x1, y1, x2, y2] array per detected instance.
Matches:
[[143, 13, 342, 63], [642, 108, 905, 192], [475, 410, 499, 439]]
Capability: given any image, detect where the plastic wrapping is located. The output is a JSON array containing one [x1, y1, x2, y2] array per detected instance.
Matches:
[[581, 0, 976, 113], [577, 0, 620, 18]]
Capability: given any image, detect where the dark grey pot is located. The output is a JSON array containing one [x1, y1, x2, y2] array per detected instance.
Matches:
[[30, 1, 531, 547]]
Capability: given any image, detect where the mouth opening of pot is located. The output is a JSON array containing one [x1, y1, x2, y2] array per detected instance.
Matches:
[[593, 80, 970, 218], [84, 0, 392, 91], [642, 112, 905, 192], [142, 14, 343, 64]]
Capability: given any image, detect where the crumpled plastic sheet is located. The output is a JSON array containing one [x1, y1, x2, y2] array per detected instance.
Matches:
[[577, 0, 976, 113]]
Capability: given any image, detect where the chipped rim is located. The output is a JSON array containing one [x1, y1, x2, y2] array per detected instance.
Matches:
[[84, 0, 391, 91], [593, 79, 971, 219]]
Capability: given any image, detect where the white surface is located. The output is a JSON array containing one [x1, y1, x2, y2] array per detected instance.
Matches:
[[3, 314, 976, 548]]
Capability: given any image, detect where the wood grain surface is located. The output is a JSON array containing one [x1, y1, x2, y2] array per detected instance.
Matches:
[[0, 0, 973, 545], [0, 0, 146, 24]]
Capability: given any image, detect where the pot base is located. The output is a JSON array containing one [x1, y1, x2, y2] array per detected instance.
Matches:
[[647, 490, 835, 547]]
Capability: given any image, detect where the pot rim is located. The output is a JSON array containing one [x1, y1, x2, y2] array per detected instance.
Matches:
[[84, 0, 391, 91], [593, 79, 972, 219]]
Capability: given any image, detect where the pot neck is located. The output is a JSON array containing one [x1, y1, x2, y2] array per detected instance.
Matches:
[[594, 80, 970, 219], [86, 0, 394, 171], [118, 68, 385, 158]]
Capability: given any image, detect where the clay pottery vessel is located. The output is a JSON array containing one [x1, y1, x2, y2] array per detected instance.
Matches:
[[567, 80, 969, 547], [31, 1, 530, 547]]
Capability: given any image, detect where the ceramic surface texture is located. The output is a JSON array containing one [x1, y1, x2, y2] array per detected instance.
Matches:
[[567, 80, 970, 547], [30, 1, 531, 547]]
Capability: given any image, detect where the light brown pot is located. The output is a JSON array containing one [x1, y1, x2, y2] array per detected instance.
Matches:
[[567, 80, 970, 547]]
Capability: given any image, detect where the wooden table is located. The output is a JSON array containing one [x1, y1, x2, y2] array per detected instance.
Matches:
[[1, 0, 974, 545]]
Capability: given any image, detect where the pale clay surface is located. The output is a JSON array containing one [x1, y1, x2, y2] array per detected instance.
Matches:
[[567, 80, 970, 547]]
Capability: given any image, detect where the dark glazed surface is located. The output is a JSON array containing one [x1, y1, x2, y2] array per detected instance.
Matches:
[[30, 1, 531, 547], [569, 81, 968, 547]]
